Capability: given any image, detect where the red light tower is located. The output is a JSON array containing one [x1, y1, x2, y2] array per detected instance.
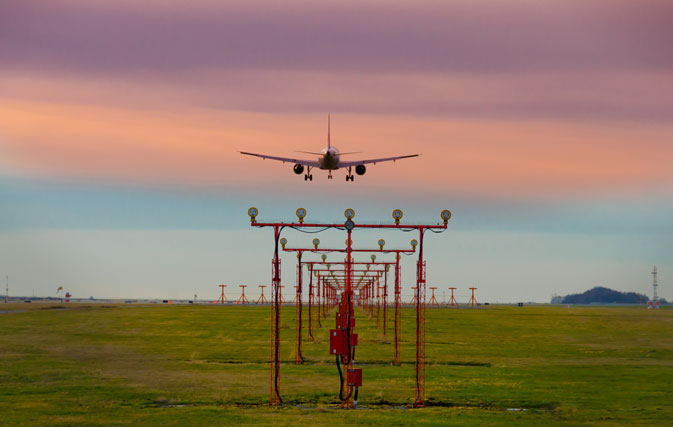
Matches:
[[429, 287, 439, 307], [257, 285, 269, 304], [468, 287, 478, 308], [217, 284, 228, 304], [238, 285, 250, 305], [447, 287, 458, 307], [248, 207, 450, 408]]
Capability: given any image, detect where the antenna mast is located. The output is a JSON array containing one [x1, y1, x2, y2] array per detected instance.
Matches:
[[652, 266, 658, 303]]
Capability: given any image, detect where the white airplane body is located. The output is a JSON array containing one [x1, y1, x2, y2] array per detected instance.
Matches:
[[239, 116, 419, 181]]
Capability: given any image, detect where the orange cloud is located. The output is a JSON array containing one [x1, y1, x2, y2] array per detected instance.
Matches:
[[2, 97, 672, 200]]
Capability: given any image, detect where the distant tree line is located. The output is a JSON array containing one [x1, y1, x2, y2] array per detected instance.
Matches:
[[551, 286, 668, 304]]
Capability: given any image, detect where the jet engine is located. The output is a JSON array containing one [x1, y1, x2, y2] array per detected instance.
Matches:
[[355, 165, 366, 175], [293, 164, 305, 174]]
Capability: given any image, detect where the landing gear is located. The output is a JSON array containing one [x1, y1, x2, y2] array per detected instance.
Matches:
[[328, 171, 333, 180], [304, 166, 313, 181], [346, 166, 354, 181]]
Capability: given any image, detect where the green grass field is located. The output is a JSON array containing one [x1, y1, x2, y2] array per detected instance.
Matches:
[[1, 303, 671, 425]]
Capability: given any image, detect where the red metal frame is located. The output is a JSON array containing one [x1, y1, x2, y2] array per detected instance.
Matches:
[[301, 255, 409, 365], [468, 287, 478, 308], [217, 284, 228, 304], [250, 212, 448, 408], [256, 285, 269, 304], [238, 285, 250, 305], [448, 287, 458, 307], [429, 287, 439, 307], [409, 286, 417, 306]]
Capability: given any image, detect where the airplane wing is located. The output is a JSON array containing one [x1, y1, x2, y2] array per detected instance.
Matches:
[[339, 154, 419, 167], [239, 151, 320, 168]]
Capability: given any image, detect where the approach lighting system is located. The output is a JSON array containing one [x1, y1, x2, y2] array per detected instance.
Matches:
[[441, 209, 452, 225], [248, 207, 259, 223], [392, 209, 403, 224], [248, 207, 451, 408], [296, 208, 307, 223]]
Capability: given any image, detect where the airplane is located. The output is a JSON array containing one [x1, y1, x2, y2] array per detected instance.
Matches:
[[239, 116, 419, 181]]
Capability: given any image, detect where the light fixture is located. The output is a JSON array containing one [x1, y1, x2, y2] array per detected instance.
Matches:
[[410, 239, 418, 248], [312, 238, 320, 249], [296, 208, 307, 223], [248, 207, 259, 223], [344, 208, 355, 219], [378, 239, 385, 250], [321, 254, 327, 262], [392, 209, 403, 225], [371, 254, 376, 262], [280, 237, 287, 249], [441, 209, 452, 225]]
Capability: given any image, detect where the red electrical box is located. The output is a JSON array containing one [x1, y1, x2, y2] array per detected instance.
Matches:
[[330, 329, 347, 355], [336, 311, 355, 329], [347, 368, 362, 387], [330, 330, 358, 355]]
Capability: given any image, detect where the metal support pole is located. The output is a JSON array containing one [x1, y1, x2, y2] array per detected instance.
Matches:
[[308, 265, 314, 341], [270, 225, 283, 406], [383, 267, 388, 336], [317, 275, 321, 328], [414, 229, 427, 408], [394, 253, 402, 366], [295, 251, 304, 364]]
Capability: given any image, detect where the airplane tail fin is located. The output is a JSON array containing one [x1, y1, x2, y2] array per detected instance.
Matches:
[[327, 114, 331, 149]]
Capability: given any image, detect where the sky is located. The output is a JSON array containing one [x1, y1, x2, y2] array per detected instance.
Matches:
[[1, 0, 672, 303]]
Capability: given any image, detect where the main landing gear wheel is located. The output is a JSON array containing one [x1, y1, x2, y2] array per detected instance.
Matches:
[[304, 174, 313, 181], [346, 166, 354, 181]]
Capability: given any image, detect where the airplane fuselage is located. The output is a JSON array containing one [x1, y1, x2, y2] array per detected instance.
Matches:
[[319, 147, 340, 170]]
